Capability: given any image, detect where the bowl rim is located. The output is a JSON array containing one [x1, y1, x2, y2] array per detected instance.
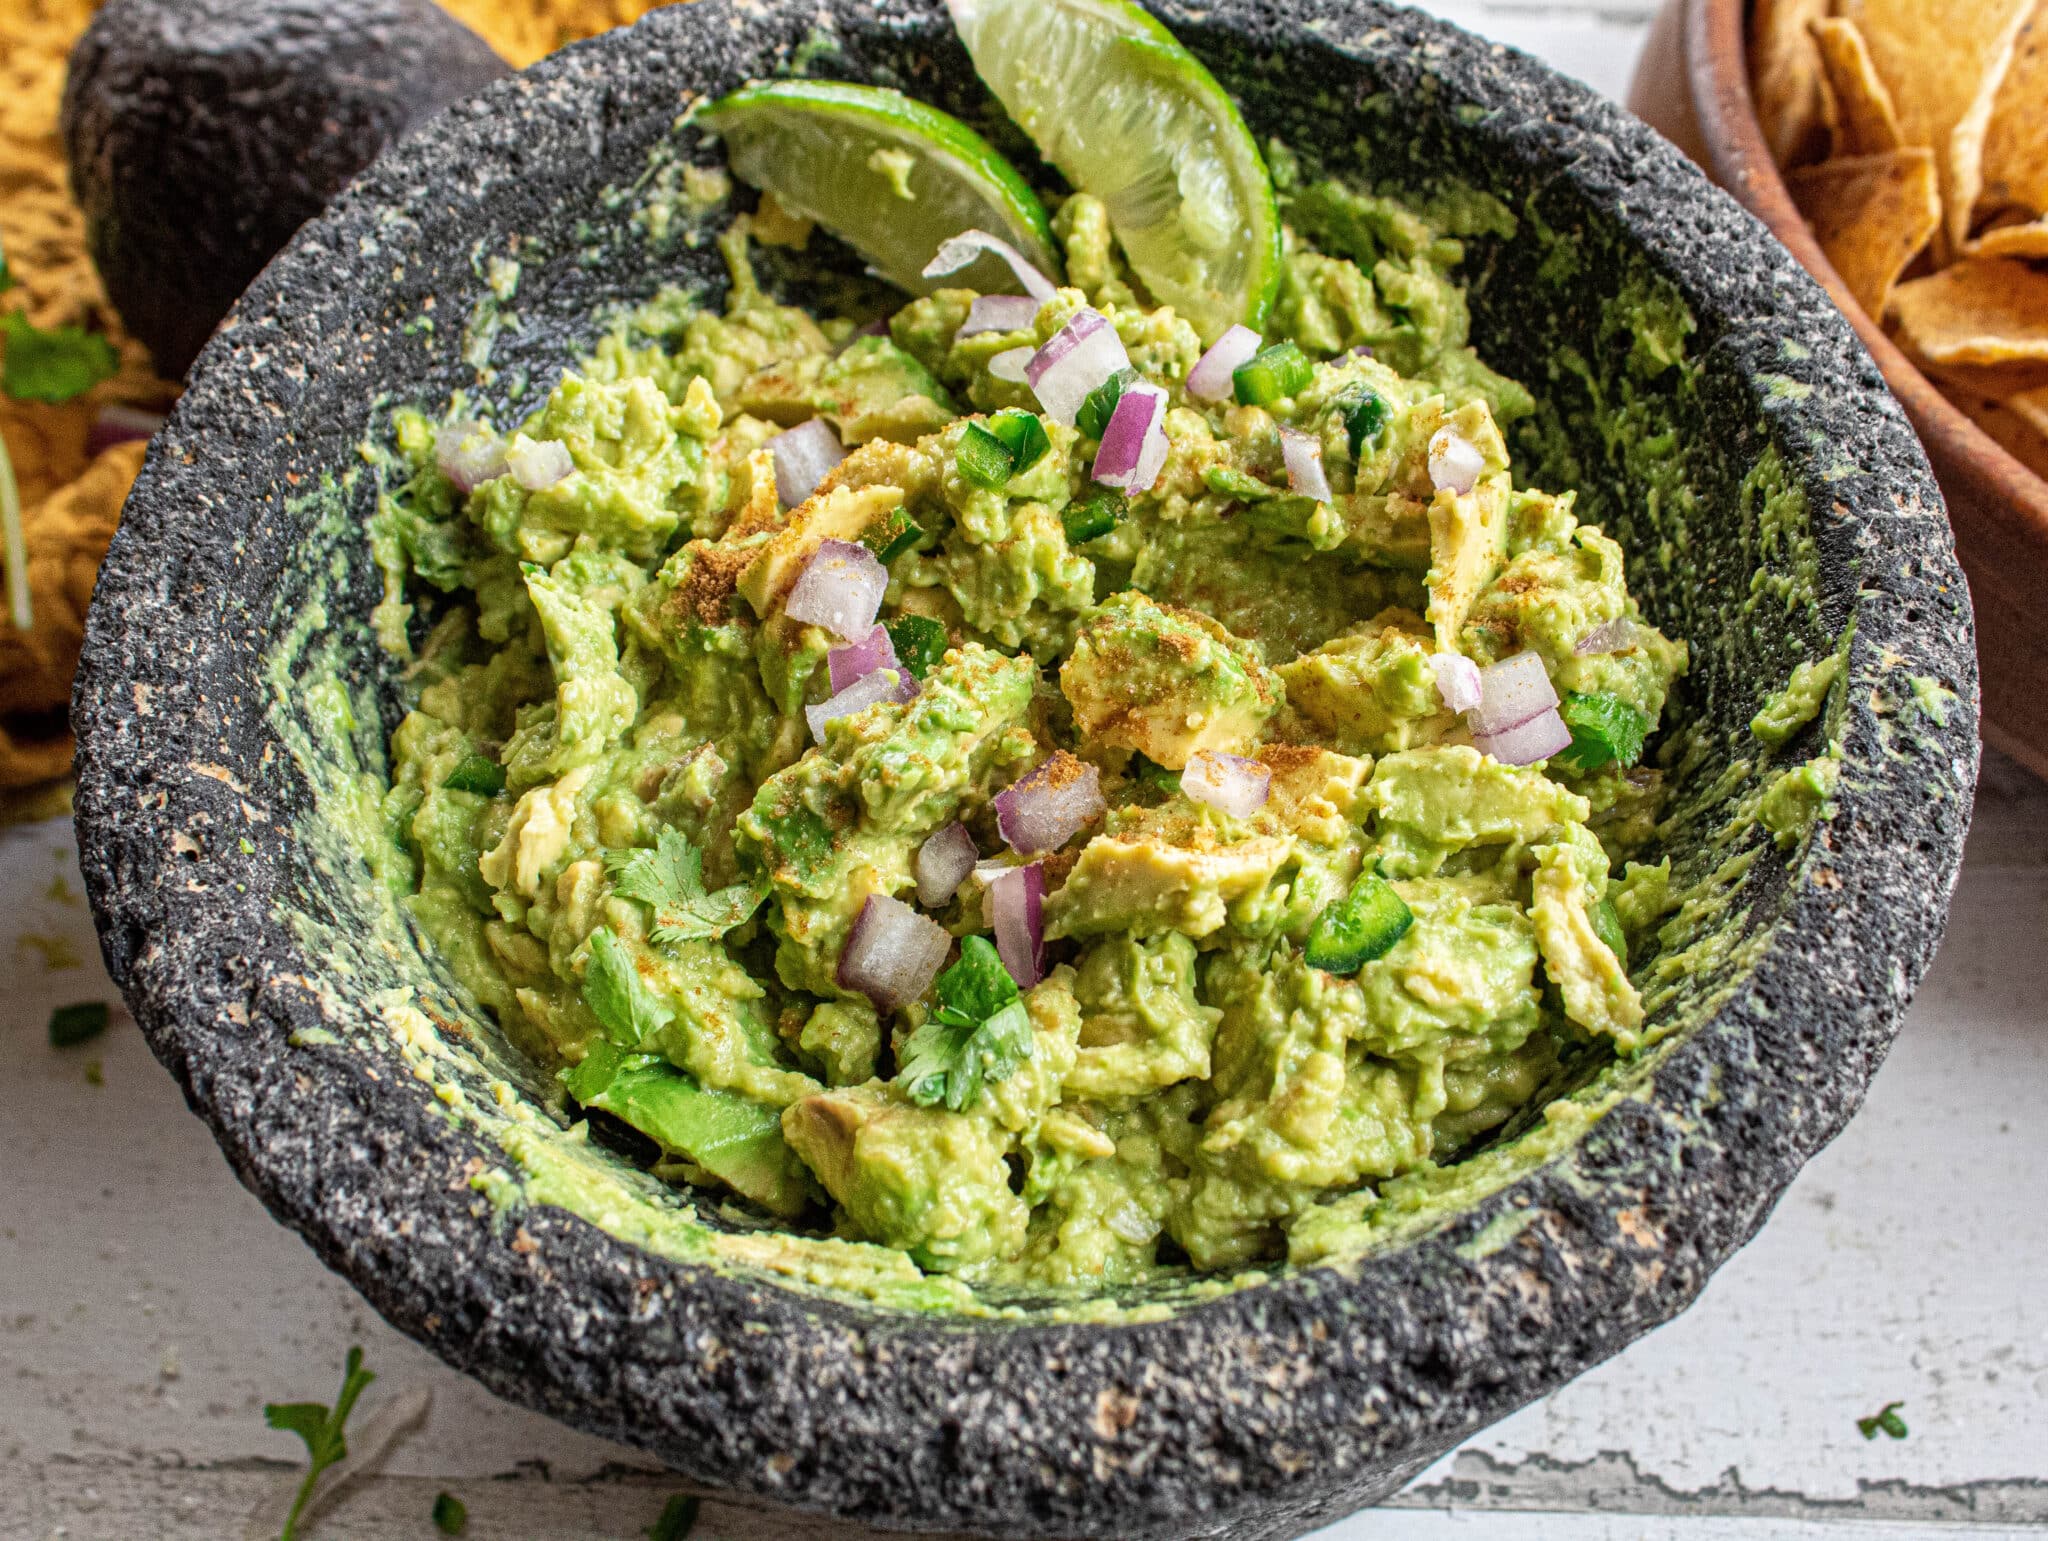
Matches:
[[69, 0, 1978, 1532]]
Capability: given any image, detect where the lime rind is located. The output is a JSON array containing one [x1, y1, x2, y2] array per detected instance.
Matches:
[[700, 79, 1061, 294], [945, 0, 1282, 341]]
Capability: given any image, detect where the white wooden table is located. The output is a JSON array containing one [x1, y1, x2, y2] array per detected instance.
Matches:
[[9, 5, 2046, 1537]]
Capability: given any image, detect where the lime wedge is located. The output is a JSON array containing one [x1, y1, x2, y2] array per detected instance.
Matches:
[[700, 80, 1061, 296], [945, 0, 1282, 342]]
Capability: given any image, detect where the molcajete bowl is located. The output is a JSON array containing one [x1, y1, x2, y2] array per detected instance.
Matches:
[[71, 1, 1977, 1537]]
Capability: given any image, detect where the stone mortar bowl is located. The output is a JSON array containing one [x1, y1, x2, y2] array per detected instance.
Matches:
[[72, 1, 1977, 1536]]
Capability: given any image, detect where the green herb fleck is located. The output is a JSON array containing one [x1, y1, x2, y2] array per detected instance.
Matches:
[[862, 505, 922, 563], [1, 310, 119, 404], [1075, 368, 1132, 439], [898, 935, 1033, 1112], [0, 236, 12, 293], [443, 751, 506, 797], [1555, 691, 1650, 772], [885, 614, 949, 680], [1339, 385, 1388, 458], [1304, 873, 1414, 974], [84, 1058, 104, 1087], [48, 1001, 109, 1048], [1590, 897, 1627, 961], [264, 1345, 376, 1541], [988, 408, 1050, 473], [647, 1494, 701, 1540], [432, 1491, 468, 1534], [606, 828, 766, 946], [1232, 341, 1312, 406], [1857, 1401, 1908, 1440], [1129, 752, 1181, 796], [581, 927, 676, 1048], [1061, 489, 1125, 545], [956, 422, 1015, 490]]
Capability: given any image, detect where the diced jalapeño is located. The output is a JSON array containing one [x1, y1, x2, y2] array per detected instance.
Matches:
[[885, 614, 949, 679], [1304, 872, 1414, 973], [988, 408, 1051, 472], [1340, 386, 1388, 458], [1075, 368, 1132, 440], [1232, 341, 1313, 406], [956, 422, 1014, 490], [1061, 488, 1126, 545]]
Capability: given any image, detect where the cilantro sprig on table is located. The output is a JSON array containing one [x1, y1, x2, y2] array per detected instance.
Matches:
[[607, 828, 766, 946], [648, 1494, 701, 1539], [897, 935, 1033, 1112], [1857, 1400, 1908, 1440], [264, 1346, 376, 1541], [0, 233, 118, 405]]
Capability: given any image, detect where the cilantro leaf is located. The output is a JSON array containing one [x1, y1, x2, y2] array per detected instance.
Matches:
[[432, 1492, 468, 1534], [648, 1495, 701, 1540], [48, 1001, 109, 1048], [606, 828, 766, 946], [264, 1345, 376, 1541], [1857, 1400, 1908, 1440], [1, 310, 118, 404], [582, 927, 676, 1048], [1555, 691, 1650, 772], [898, 936, 1033, 1112]]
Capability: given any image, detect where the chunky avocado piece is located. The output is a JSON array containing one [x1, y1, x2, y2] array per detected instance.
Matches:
[[736, 337, 958, 445], [63, 0, 508, 376]]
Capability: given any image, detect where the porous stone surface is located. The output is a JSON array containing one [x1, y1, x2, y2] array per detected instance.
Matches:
[[70, 2, 1977, 1537]]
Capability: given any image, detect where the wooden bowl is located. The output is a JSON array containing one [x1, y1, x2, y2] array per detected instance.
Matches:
[[1630, 0, 2048, 777]]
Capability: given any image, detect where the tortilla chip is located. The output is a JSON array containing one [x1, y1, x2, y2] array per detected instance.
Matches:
[[1944, 382, 2048, 481], [1967, 216, 2048, 259], [1836, 0, 2034, 257], [1752, 0, 1833, 168], [1980, 9, 2048, 223], [1811, 18, 1904, 156], [1785, 148, 1941, 318], [1891, 257, 2048, 374]]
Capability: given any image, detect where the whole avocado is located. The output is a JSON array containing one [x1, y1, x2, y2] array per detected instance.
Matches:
[[62, 0, 510, 379]]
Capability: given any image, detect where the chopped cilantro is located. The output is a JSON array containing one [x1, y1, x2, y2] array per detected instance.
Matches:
[[432, 1491, 468, 1534], [582, 927, 676, 1048], [1556, 691, 1650, 772], [1232, 341, 1312, 406], [1304, 873, 1413, 973], [264, 1345, 376, 1541], [758, 803, 835, 884], [1339, 385, 1388, 458], [1061, 489, 1125, 545], [1129, 751, 1181, 796], [956, 422, 1014, 490], [1590, 897, 1628, 962], [1857, 1401, 1908, 1440], [988, 407, 1050, 472], [647, 1495, 701, 1540], [442, 751, 505, 797], [48, 1001, 109, 1048], [606, 828, 766, 946], [1075, 368, 1132, 440], [1, 309, 118, 405], [886, 614, 949, 679], [898, 935, 1033, 1112]]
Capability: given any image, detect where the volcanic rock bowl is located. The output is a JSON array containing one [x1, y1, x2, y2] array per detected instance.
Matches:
[[72, 2, 1977, 1536]]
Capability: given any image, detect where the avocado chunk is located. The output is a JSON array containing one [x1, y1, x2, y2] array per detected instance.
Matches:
[[63, 0, 508, 377]]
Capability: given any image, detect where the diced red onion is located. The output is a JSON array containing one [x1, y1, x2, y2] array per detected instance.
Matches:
[[1474, 706, 1573, 767], [1185, 324, 1260, 402], [1574, 617, 1642, 656], [507, 437, 574, 492], [768, 417, 846, 507], [915, 822, 979, 908], [786, 538, 887, 643], [838, 893, 952, 1012], [1090, 381, 1168, 493], [1180, 751, 1271, 817], [1026, 309, 1131, 427], [805, 664, 910, 741], [1346, 344, 1375, 360], [1280, 427, 1331, 501], [1427, 427, 1486, 496], [856, 316, 891, 338], [988, 346, 1033, 383], [1430, 652, 1484, 715], [921, 229, 1057, 301], [994, 754, 1105, 854], [958, 294, 1042, 338], [990, 862, 1045, 989], [87, 404, 166, 456], [1467, 651, 1559, 736], [827, 623, 903, 694], [436, 418, 506, 494]]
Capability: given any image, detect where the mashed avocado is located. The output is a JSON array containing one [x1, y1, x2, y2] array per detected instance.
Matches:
[[372, 190, 1688, 1287]]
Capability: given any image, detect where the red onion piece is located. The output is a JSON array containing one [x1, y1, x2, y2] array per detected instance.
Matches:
[[768, 418, 846, 507], [994, 754, 1105, 853], [1474, 706, 1573, 766], [987, 346, 1033, 383], [921, 229, 1057, 301], [1467, 651, 1559, 736], [1430, 652, 1484, 715], [856, 315, 891, 338], [1346, 344, 1376, 360], [838, 893, 953, 1011], [827, 623, 904, 693], [86, 404, 166, 456], [805, 664, 910, 741], [1280, 427, 1331, 501], [435, 419, 506, 494], [1026, 309, 1131, 427], [1090, 381, 1168, 493], [786, 538, 887, 643], [1427, 427, 1486, 496], [1180, 751, 1271, 817], [506, 437, 574, 492], [990, 862, 1045, 989], [1185, 324, 1261, 401], [915, 822, 979, 908], [958, 294, 1042, 338], [1574, 617, 1642, 656]]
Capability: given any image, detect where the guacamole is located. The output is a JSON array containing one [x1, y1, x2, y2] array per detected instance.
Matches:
[[372, 188, 1688, 1287]]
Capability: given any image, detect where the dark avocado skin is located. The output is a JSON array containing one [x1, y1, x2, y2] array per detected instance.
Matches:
[[61, 0, 509, 378]]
